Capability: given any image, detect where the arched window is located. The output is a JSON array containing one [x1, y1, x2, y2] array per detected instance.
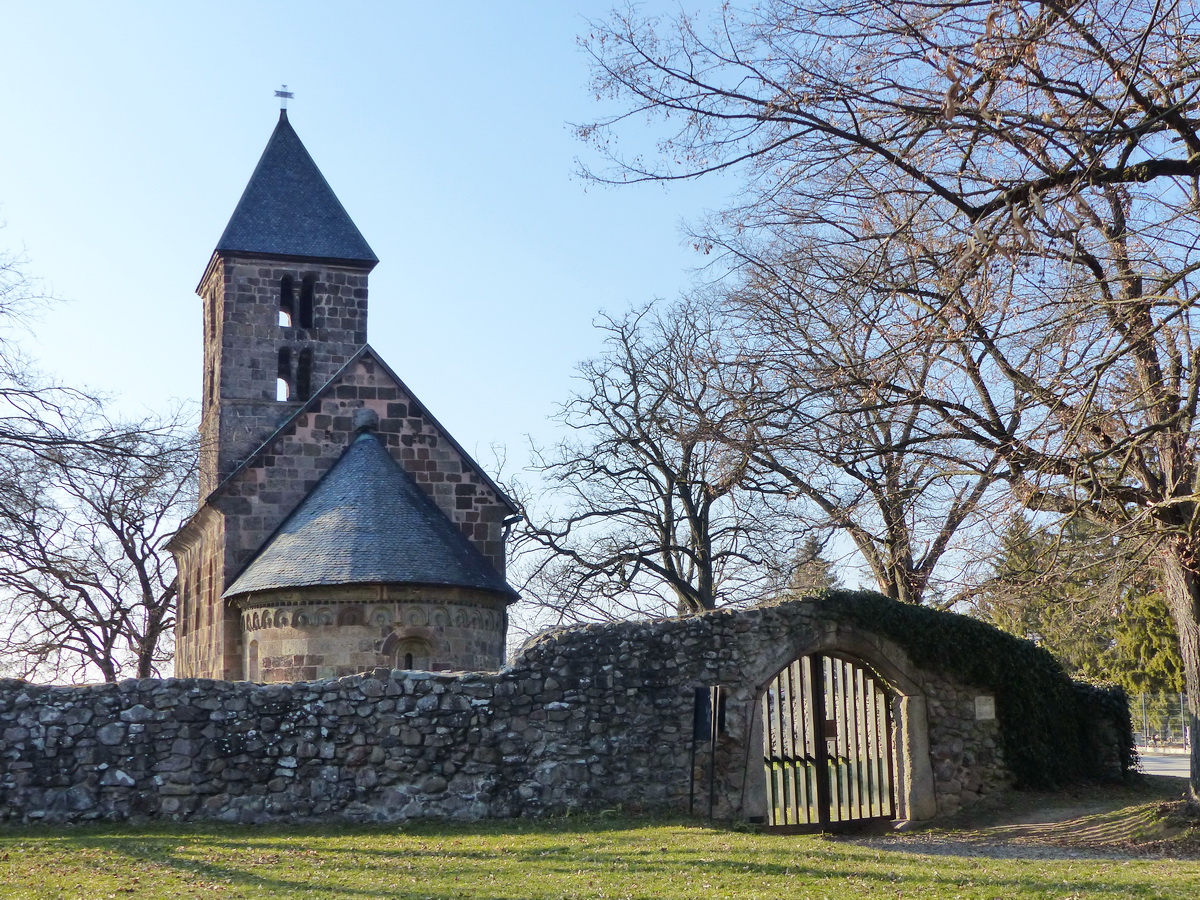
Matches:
[[277, 348, 292, 401], [191, 565, 201, 635], [207, 557, 218, 627], [295, 348, 313, 401], [395, 637, 432, 671], [205, 294, 218, 402], [279, 276, 295, 326], [298, 275, 315, 328]]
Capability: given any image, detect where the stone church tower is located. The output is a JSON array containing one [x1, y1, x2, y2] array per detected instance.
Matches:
[[170, 111, 518, 682]]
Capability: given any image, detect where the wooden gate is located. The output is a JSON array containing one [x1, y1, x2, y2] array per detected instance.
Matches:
[[760, 653, 896, 831]]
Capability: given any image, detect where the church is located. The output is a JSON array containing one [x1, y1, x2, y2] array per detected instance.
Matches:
[[169, 110, 519, 682]]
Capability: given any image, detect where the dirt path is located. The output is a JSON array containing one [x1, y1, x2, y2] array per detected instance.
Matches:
[[839, 774, 1198, 860]]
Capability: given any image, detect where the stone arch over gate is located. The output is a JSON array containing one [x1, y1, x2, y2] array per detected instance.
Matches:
[[715, 628, 937, 826]]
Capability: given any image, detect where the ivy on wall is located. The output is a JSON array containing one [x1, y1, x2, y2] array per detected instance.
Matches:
[[809, 590, 1135, 788]]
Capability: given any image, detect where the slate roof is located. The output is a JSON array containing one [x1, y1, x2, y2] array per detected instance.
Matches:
[[224, 432, 515, 598], [214, 110, 378, 264]]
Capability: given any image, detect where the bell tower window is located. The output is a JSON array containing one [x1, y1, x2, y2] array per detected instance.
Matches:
[[279, 275, 295, 326], [299, 275, 315, 328], [204, 294, 217, 403], [277, 347, 292, 401]]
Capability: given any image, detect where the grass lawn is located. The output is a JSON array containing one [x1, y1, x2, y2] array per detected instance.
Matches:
[[0, 811, 1197, 900]]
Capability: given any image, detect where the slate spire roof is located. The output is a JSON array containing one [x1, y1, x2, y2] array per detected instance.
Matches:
[[214, 110, 378, 264], [224, 433, 514, 598]]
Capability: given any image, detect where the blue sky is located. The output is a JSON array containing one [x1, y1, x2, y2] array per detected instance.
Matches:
[[0, 1, 731, 472]]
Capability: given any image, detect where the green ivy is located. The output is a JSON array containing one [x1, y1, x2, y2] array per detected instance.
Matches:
[[807, 590, 1135, 788]]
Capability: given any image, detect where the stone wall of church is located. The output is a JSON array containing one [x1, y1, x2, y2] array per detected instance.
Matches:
[[0, 598, 1127, 827], [172, 510, 242, 683], [179, 351, 513, 681], [197, 256, 371, 496], [236, 585, 510, 682]]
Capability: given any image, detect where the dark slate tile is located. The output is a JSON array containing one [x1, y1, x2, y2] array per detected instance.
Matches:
[[215, 111, 378, 264], [225, 434, 514, 598]]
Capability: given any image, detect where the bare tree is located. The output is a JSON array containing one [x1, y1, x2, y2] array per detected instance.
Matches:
[[0, 415, 196, 683], [0, 248, 146, 461], [0, 243, 195, 683], [713, 255, 1004, 606], [582, 0, 1200, 791], [512, 301, 799, 623]]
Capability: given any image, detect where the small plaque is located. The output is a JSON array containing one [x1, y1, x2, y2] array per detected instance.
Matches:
[[975, 695, 996, 720]]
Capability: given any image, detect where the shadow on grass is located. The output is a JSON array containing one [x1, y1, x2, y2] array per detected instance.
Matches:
[[2, 814, 1195, 899]]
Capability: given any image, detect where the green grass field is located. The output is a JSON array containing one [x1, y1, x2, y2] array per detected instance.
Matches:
[[1, 810, 1198, 900]]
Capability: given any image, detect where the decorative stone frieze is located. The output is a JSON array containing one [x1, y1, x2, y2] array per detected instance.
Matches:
[[235, 585, 509, 681]]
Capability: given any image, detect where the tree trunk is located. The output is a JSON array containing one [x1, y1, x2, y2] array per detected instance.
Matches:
[[136, 642, 155, 679], [1157, 550, 1200, 798]]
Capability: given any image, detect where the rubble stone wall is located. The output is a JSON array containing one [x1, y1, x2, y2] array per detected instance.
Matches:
[[0, 599, 1112, 826]]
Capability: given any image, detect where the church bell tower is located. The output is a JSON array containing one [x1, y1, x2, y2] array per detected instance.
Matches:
[[197, 109, 378, 495], [172, 108, 517, 683]]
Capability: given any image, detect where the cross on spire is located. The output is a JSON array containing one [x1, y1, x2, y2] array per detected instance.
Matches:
[[274, 84, 294, 110]]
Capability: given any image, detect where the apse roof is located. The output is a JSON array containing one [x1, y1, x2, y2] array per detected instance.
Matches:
[[214, 110, 378, 264], [224, 432, 515, 598]]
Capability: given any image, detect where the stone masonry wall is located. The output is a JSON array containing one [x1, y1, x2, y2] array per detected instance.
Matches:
[[923, 682, 1005, 816], [238, 585, 509, 681], [215, 352, 511, 582], [0, 599, 1040, 826], [173, 510, 234, 682], [198, 255, 371, 496]]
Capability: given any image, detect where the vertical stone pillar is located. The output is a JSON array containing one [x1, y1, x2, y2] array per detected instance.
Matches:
[[900, 693, 937, 821]]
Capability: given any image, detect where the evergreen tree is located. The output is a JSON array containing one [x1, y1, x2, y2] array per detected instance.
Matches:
[[972, 515, 1183, 694], [785, 536, 842, 597], [1108, 592, 1186, 694]]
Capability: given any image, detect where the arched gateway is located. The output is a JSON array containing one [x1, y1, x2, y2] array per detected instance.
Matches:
[[759, 653, 896, 830], [738, 629, 938, 830]]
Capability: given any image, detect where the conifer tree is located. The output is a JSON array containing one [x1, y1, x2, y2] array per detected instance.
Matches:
[[785, 536, 842, 597], [973, 515, 1183, 694]]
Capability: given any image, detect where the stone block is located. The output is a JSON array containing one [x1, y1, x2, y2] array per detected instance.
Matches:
[[96, 723, 126, 746]]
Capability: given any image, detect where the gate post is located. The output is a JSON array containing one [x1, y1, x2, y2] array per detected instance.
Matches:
[[900, 694, 937, 820]]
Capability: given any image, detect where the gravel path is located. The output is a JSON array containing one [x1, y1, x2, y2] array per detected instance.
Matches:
[[836, 774, 1197, 860]]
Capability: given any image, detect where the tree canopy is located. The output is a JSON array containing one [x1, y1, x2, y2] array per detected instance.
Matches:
[[582, 0, 1200, 792], [973, 514, 1184, 694], [512, 302, 799, 621], [0, 417, 195, 683], [0, 244, 194, 683]]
